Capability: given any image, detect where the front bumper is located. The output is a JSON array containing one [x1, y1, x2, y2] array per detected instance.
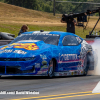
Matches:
[[0, 60, 48, 76]]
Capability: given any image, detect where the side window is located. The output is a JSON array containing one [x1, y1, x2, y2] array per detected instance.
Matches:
[[62, 35, 81, 46], [76, 37, 82, 44]]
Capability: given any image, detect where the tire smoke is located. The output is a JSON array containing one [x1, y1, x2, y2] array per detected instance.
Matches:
[[88, 38, 100, 75]]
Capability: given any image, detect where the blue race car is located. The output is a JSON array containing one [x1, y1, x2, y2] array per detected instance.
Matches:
[[0, 31, 94, 77]]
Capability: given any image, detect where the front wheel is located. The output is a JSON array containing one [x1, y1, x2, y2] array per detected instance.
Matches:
[[48, 60, 55, 78]]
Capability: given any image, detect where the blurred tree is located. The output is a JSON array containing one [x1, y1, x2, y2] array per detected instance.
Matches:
[[3, 0, 100, 15]]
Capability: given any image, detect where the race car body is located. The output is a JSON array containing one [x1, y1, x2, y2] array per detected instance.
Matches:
[[0, 31, 94, 77]]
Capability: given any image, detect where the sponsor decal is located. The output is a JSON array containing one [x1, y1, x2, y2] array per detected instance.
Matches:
[[35, 63, 40, 68], [40, 54, 47, 60], [55, 72, 75, 76], [71, 72, 74, 75], [13, 50, 27, 54], [63, 73, 67, 76], [81, 46, 87, 53], [40, 69, 48, 71], [68, 43, 77, 45], [59, 53, 78, 61], [0, 49, 13, 53], [0, 49, 27, 54], [81, 71, 84, 74], [78, 71, 80, 75], [74, 71, 78, 75], [59, 73, 63, 76], [78, 61, 82, 65], [58, 53, 78, 63], [76, 37, 82, 43], [68, 72, 71, 75], [58, 72, 71, 76], [77, 66, 84, 71], [33, 31, 50, 34], [41, 65, 48, 68], [4, 58, 10, 61], [42, 61, 47, 65], [37, 70, 47, 75], [42, 71, 47, 74], [80, 40, 88, 57], [37, 71, 43, 75], [1, 43, 39, 50]]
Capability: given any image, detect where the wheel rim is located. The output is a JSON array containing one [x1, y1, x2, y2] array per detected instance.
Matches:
[[84, 56, 87, 70], [48, 60, 54, 77], [83, 56, 88, 75]]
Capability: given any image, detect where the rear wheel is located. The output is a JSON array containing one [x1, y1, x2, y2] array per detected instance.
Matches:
[[83, 55, 89, 76], [48, 59, 55, 78]]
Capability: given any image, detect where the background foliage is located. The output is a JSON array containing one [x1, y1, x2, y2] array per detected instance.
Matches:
[[1, 0, 100, 15], [0, 1, 99, 38]]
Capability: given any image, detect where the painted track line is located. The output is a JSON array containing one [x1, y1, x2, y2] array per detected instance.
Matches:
[[11, 91, 93, 100], [38, 93, 100, 100]]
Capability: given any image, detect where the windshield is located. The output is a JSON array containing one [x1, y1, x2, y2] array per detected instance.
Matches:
[[10, 33, 60, 45]]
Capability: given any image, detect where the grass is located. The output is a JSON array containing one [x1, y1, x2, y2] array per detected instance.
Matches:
[[0, 2, 100, 38], [0, 23, 67, 37], [0, 23, 93, 38]]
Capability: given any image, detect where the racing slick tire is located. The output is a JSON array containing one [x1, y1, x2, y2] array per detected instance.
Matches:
[[48, 59, 55, 78], [83, 55, 89, 76]]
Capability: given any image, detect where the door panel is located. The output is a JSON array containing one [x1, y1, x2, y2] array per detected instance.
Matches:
[[58, 35, 82, 72]]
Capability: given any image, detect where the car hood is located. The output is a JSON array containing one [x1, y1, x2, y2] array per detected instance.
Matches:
[[0, 40, 54, 58]]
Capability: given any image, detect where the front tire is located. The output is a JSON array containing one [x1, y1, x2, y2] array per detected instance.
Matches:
[[48, 59, 55, 78]]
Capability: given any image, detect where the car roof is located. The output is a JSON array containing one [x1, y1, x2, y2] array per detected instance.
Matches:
[[22, 31, 78, 37], [49, 31, 78, 37]]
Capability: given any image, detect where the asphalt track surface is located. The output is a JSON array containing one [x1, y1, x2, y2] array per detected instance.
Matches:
[[0, 75, 100, 100]]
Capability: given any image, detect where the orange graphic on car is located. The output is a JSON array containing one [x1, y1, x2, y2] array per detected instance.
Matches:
[[1, 46, 8, 50], [1, 43, 39, 50]]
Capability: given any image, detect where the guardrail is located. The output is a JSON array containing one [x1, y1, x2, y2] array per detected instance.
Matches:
[[0, 40, 12, 46], [84, 38, 95, 44]]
